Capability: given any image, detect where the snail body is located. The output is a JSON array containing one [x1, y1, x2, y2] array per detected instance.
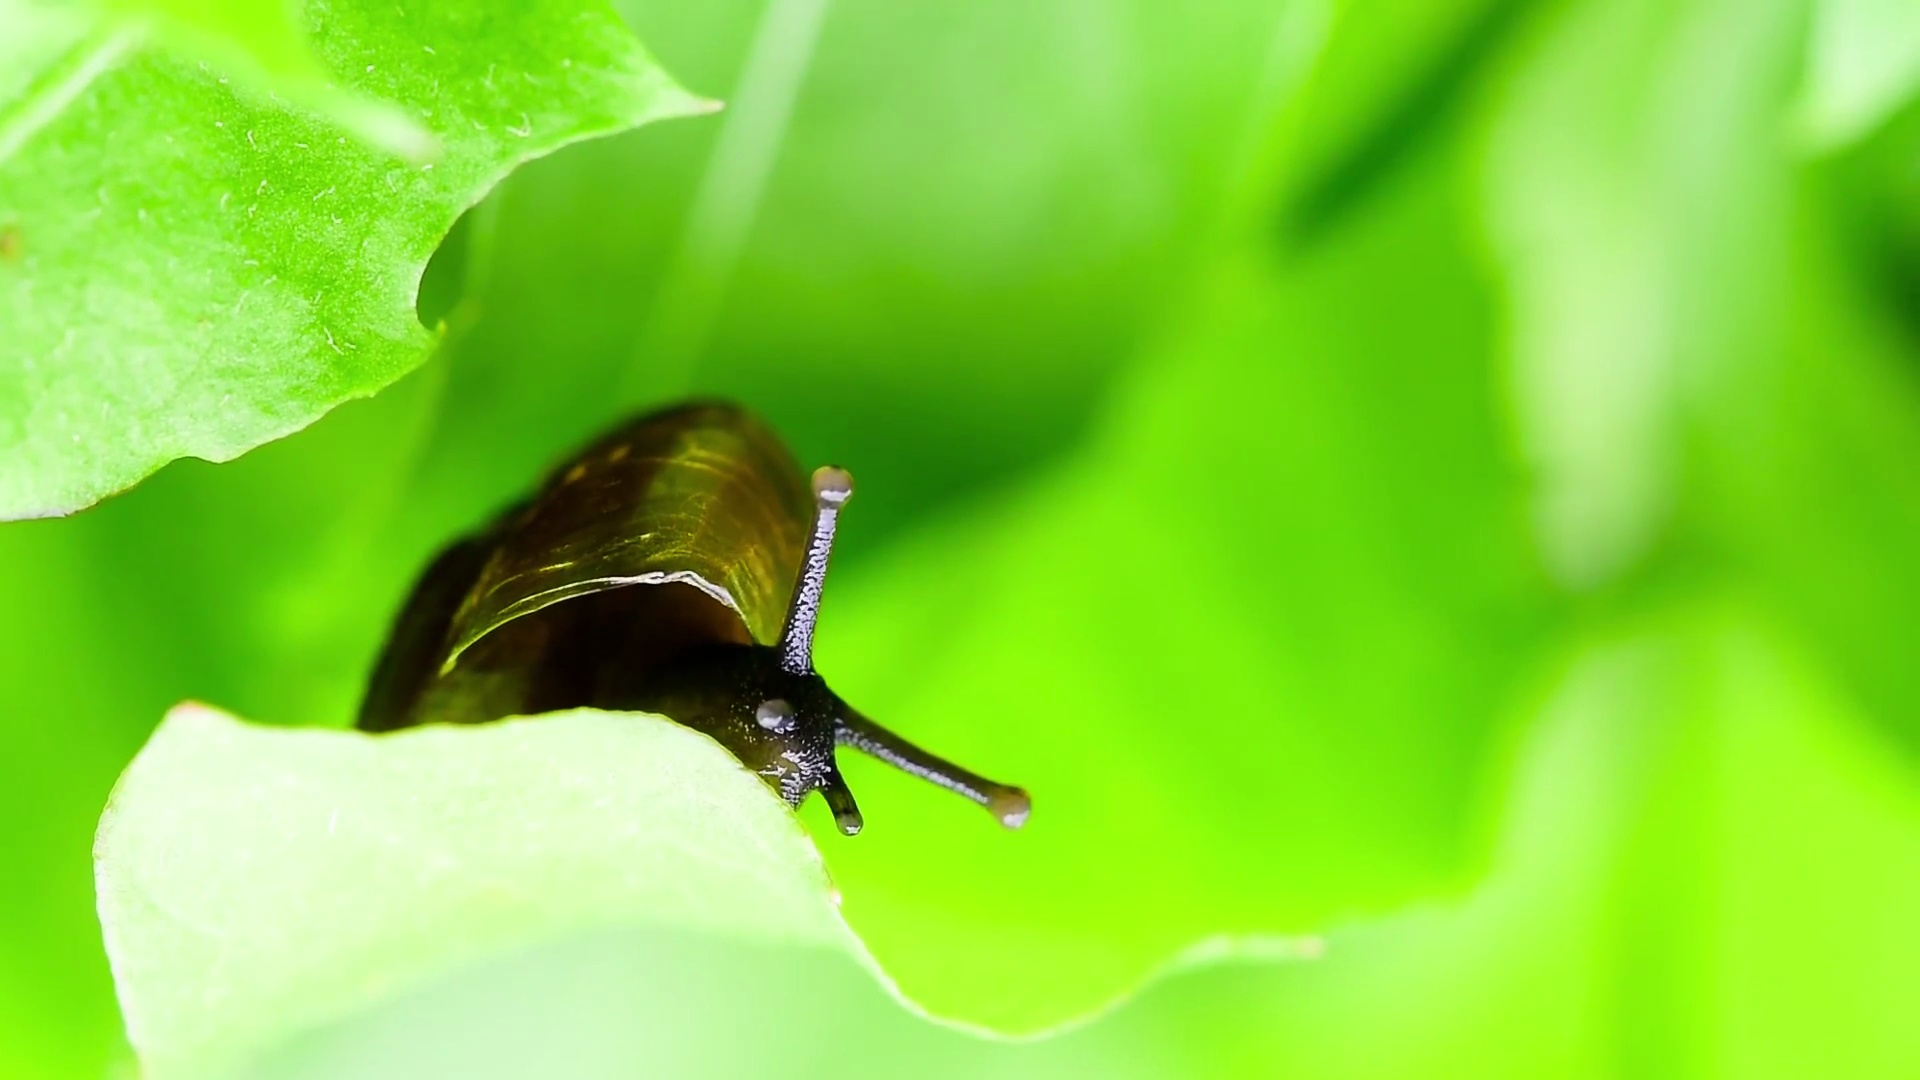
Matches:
[[358, 401, 1028, 834]]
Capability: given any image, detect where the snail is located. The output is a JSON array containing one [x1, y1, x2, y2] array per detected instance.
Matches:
[[358, 401, 1030, 835]]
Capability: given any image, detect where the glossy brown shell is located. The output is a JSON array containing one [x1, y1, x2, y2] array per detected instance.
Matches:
[[359, 402, 812, 731], [447, 402, 811, 660]]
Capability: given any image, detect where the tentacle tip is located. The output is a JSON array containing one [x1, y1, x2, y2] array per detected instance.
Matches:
[[822, 771, 864, 836], [989, 787, 1031, 829], [812, 465, 854, 507]]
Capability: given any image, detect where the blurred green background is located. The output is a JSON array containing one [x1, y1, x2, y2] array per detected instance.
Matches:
[[6, 0, 1920, 1075]]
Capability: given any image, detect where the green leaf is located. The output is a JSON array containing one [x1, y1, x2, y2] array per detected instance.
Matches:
[[96, 704, 853, 1079], [0, 0, 707, 519]]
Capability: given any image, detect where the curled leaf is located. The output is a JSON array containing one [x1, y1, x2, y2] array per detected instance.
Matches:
[[0, 0, 708, 518]]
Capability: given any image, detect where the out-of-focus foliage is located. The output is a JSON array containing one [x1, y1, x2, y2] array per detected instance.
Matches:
[[3, 0, 1920, 1075], [812, 219, 1550, 1027]]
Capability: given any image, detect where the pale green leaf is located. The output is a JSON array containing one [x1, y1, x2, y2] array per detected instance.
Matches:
[[1796, 0, 1920, 149], [1484, 0, 1920, 756], [95, 704, 854, 1079], [1482, 0, 1804, 589]]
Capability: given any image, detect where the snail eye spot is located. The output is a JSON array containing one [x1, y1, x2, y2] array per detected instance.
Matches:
[[755, 698, 795, 732]]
